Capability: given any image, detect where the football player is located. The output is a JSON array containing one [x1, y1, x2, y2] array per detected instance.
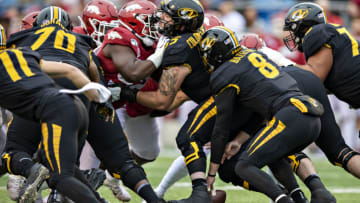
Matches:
[[119, 0, 215, 202], [0, 23, 110, 203], [72, 1, 131, 201], [283, 2, 360, 179], [201, 27, 323, 203], [154, 13, 224, 199], [73, 0, 119, 46], [10, 5, 164, 203]]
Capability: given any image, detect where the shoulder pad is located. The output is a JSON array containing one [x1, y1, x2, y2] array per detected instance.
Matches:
[[103, 27, 135, 46], [6, 28, 35, 48], [161, 33, 199, 68], [74, 33, 97, 49], [303, 24, 334, 59], [209, 63, 232, 94]]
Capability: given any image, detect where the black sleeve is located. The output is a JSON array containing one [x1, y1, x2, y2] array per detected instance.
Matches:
[[210, 87, 238, 164], [303, 24, 334, 60]]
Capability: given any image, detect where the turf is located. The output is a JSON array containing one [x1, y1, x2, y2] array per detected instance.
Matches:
[[0, 152, 359, 203]]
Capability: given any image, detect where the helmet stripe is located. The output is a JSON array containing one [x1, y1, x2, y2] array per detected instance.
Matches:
[[0, 25, 5, 46], [213, 26, 239, 47], [53, 6, 59, 21], [58, 7, 62, 22], [50, 6, 54, 20]]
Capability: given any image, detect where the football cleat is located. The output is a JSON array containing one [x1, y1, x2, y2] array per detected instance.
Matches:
[[18, 163, 49, 203], [168, 185, 211, 203], [311, 189, 336, 203], [104, 174, 131, 202], [7, 174, 26, 200]]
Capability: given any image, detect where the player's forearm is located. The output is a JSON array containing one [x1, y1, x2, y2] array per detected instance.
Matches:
[[166, 90, 190, 112], [119, 60, 156, 83], [233, 131, 250, 145], [136, 90, 174, 111], [41, 60, 91, 88]]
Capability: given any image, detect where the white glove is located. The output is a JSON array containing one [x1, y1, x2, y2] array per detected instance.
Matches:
[[59, 82, 111, 103], [108, 86, 121, 102], [259, 47, 295, 67], [147, 36, 169, 68]]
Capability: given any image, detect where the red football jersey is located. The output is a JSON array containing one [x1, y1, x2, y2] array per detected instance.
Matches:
[[97, 27, 158, 115]]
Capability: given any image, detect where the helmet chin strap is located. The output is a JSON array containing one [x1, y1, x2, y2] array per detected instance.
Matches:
[[119, 19, 154, 47]]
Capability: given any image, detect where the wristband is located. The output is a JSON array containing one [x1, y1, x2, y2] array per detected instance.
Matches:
[[208, 173, 216, 177]]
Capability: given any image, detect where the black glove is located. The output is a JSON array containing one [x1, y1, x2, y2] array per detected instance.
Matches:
[[80, 168, 106, 191], [94, 101, 115, 123], [150, 110, 171, 117], [120, 86, 139, 103]]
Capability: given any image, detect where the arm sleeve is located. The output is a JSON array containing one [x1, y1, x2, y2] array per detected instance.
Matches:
[[210, 87, 238, 164]]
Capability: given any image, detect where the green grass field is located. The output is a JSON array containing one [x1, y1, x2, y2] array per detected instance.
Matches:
[[0, 151, 359, 203]]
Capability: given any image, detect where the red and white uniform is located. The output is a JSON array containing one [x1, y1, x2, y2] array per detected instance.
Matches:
[[97, 26, 161, 160]]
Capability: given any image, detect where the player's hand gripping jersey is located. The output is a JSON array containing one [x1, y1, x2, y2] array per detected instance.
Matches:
[[302, 23, 360, 108], [97, 27, 158, 116], [161, 32, 212, 103]]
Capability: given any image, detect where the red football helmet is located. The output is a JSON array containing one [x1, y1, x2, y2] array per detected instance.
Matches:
[[80, 0, 119, 45], [203, 13, 224, 30], [240, 33, 265, 50], [118, 0, 158, 46], [20, 11, 40, 31]]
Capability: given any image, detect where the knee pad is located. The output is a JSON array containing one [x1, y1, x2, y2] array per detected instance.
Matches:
[[108, 161, 146, 189], [336, 146, 360, 171], [1, 151, 34, 176], [181, 141, 206, 174], [47, 174, 73, 189], [287, 152, 309, 173], [218, 163, 250, 190]]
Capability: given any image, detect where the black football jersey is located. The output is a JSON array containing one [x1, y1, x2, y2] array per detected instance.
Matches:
[[6, 23, 93, 74], [210, 48, 302, 119], [303, 23, 360, 108], [0, 47, 55, 117], [161, 32, 212, 103]]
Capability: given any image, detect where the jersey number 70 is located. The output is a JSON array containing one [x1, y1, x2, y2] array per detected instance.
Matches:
[[31, 26, 76, 54]]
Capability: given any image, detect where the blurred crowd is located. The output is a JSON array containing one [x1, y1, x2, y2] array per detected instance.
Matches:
[[1, 0, 360, 151]]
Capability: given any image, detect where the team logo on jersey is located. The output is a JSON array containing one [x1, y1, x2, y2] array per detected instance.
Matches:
[[108, 31, 122, 40], [290, 9, 309, 22], [125, 4, 143, 12], [178, 8, 198, 20], [131, 39, 138, 46], [87, 5, 100, 14], [200, 36, 215, 51]]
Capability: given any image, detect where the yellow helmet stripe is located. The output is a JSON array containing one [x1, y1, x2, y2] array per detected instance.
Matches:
[[53, 6, 59, 21]]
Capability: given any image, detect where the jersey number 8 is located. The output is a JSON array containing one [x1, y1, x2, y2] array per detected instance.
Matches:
[[248, 53, 279, 79]]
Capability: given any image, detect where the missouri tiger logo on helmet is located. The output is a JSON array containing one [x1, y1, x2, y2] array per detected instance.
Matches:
[[200, 36, 215, 52], [178, 8, 198, 20], [289, 9, 309, 22]]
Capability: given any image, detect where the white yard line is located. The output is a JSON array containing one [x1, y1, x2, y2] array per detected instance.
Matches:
[[173, 182, 360, 193]]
